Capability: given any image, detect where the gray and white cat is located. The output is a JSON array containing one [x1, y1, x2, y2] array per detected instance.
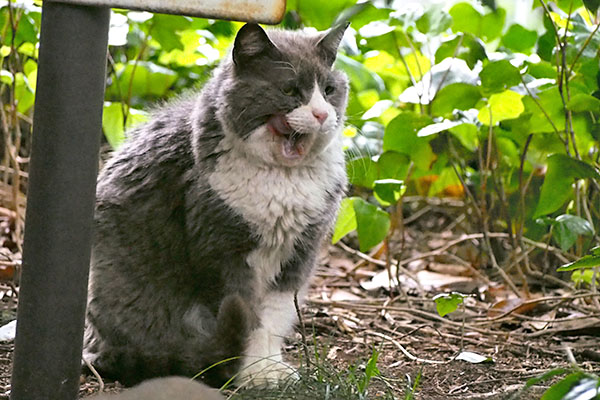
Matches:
[[83, 22, 349, 388]]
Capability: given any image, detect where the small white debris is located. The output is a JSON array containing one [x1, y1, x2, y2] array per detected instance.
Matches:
[[0, 320, 17, 342]]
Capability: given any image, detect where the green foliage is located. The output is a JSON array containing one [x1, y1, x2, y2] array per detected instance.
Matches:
[[541, 372, 599, 400], [328, 0, 600, 285], [354, 198, 391, 252], [501, 24, 538, 53], [3, 0, 600, 306], [480, 60, 521, 94], [373, 178, 405, 205], [535, 155, 600, 218], [355, 348, 381, 398], [332, 197, 358, 244], [433, 292, 466, 317], [404, 368, 422, 400]]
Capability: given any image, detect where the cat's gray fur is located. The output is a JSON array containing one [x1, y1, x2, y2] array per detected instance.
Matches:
[[83, 23, 349, 387]]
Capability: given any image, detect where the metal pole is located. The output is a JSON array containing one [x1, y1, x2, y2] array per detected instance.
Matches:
[[10, 3, 109, 399]]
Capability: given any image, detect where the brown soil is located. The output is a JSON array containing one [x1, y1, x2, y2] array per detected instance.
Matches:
[[0, 197, 599, 399]]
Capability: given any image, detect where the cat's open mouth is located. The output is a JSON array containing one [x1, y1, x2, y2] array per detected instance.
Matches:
[[267, 114, 307, 161]]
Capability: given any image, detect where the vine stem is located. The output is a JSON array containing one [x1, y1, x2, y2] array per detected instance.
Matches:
[[124, 23, 153, 126]]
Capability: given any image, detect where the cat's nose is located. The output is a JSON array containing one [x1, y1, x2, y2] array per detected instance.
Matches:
[[312, 109, 328, 125]]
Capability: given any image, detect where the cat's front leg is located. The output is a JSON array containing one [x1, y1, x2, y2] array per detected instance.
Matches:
[[236, 290, 299, 387]]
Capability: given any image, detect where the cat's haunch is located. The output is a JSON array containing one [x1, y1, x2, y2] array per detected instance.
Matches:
[[84, 22, 349, 388]]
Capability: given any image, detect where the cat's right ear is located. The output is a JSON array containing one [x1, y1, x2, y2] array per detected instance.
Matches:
[[233, 23, 279, 67]]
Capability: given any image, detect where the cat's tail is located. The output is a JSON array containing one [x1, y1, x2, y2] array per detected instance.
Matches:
[[183, 294, 255, 387]]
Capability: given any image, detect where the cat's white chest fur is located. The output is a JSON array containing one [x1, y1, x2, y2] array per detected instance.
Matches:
[[208, 133, 345, 286]]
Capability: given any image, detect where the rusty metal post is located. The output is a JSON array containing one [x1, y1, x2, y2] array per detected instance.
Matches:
[[10, 3, 109, 399]]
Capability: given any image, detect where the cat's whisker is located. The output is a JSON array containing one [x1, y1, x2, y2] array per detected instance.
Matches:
[[235, 107, 249, 122]]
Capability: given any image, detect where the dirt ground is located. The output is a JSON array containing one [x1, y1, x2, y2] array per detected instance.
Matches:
[[0, 197, 599, 399]]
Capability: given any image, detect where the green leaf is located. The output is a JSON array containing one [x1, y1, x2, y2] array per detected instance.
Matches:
[[335, 54, 386, 93], [150, 15, 191, 51], [534, 154, 600, 217], [449, 123, 479, 151], [583, 0, 600, 13], [478, 90, 524, 125], [364, 348, 381, 381], [480, 60, 521, 94], [6, 14, 37, 46], [522, 87, 565, 133], [480, 8, 506, 42], [567, 94, 600, 112], [360, 25, 405, 60], [102, 102, 125, 149], [125, 107, 149, 130], [337, 3, 392, 30], [496, 136, 520, 167], [416, 6, 451, 35], [353, 198, 391, 252], [537, 29, 556, 62], [24, 59, 37, 91], [347, 157, 378, 188], [383, 112, 434, 171], [373, 179, 405, 205], [541, 373, 599, 400], [0, 70, 13, 85], [332, 197, 358, 244], [297, 0, 356, 30], [502, 24, 538, 53], [571, 269, 598, 285], [14, 73, 34, 114], [552, 214, 595, 251], [527, 61, 556, 79], [524, 368, 569, 390], [433, 292, 466, 317], [429, 167, 463, 196], [111, 61, 177, 99], [558, 254, 600, 271], [377, 151, 410, 181], [449, 3, 482, 35], [435, 34, 487, 69], [555, 0, 584, 13], [431, 83, 482, 117]]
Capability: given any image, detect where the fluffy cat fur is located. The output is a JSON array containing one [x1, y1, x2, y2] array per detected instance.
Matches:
[[83, 23, 349, 387]]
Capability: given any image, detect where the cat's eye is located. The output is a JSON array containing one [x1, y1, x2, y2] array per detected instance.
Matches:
[[325, 85, 335, 96], [282, 85, 298, 96]]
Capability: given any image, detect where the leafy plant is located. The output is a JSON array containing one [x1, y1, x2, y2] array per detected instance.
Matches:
[[329, 0, 600, 297], [403, 368, 422, 400], [515, 368, 600, 400], [433, 292, 467, 317]]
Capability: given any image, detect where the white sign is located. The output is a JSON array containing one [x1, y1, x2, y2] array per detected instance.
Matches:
[[46, 0, 286, 24]]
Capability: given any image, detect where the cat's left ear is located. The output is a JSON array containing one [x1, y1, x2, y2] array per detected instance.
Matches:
[[316, 22, 349, 67], [233, 23, 280, 67]]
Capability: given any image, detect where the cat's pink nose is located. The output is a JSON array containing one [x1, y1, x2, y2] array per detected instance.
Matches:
[[312, 109, 328, 124]]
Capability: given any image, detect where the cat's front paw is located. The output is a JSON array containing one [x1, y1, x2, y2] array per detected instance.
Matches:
[[236, 358, 299, 387]]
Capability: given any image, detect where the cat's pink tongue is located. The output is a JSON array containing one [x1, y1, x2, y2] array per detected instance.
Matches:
[[267, 115, 305, 160], [267, 114, 293, 136]]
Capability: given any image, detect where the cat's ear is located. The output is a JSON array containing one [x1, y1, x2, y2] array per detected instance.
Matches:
[[316, 22, 349, 67], [233, 23, 279, 67]]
